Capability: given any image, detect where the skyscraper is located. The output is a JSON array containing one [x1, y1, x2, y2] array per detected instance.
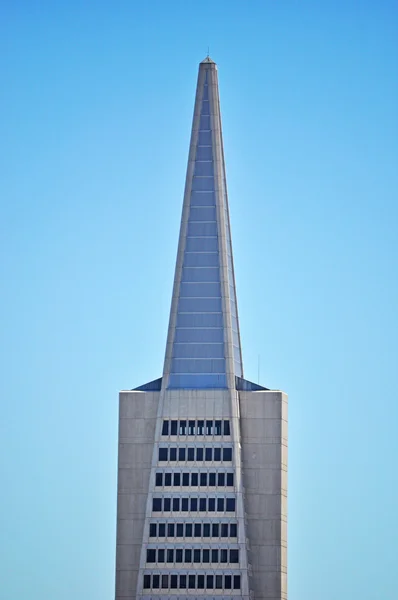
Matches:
[[115, 57, 287, 600]]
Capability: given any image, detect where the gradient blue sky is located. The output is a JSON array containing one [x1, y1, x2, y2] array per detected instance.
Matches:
[[1, 1, 397, 599]]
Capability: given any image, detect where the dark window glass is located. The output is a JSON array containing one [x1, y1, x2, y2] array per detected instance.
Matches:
[[197, 420, 204, 435], [194, 549, 201, 563], [209, 472, 216, 486], [220, 548, 228, 563], [225, 574, 232, 589], [208, 497, 215, 511], [191, 472, 198, 486], [227, 473, 234, 486], [230, 523, 237, 537], [155, 472, 163, 486], [179, 420, 187, 435], [181, 498, 189, 511], [233, 575, 241, 590], [152, 498, 162, 511], [172, 497, 180, 511], [205, 447, 212, 461], [188, 574, 196, 589], [158, 549, 165, 562], [179, 447, 186, 461], [146, 549, 156, 562], [230, 549, 239, 563], [200, 473, 207, 486], [167, 549, 174, 563], [198, 574, 205, 588], [176, 548, 183, 563], [184, 548, 192, 562], [173, 472, 181, 486], [206, 574, 214, 589], [196, 447, 204, 461], [176, 523, 184, 537], [149, 523, 156, 537], [190, 497, 198, 511], [226, 498, 236, 512], [168, 523, 175, 537], [170, 447, 177, 461], [221, 522, 229, 537], [223, 447, 232, 461], [216, 574, 223, 589], [164, 498, 171, 512], [202, 549, 210, 563], [218, 472, 225, 486], [182, 472, 189, 486], [161, 421, 169, 435], [212, 548, 219, 562], [158, 448, 167, 461], [158, 523, 166, 537], [199, 497, 207, 511], [217, 497, 224, 511], [180, 574, 187, 589], [214, 420, 222, 435], [185, 523, 193, 537], [164, 473, 172, 486], [152, 574, 160, 589], [194, 523, 201, 537], [212, 523, 219, 537], [206, 420, 213, 435], [143, 575, 151, 589], [203, 523, 210, 537], [187, 447, 195, 461], [170, 420, 178, 435], [161, 574, 168, 589], [214, 447, 221, 461], [223, 420, 230, 435], [170, 574, 178, 589], [188, 420, 195, 435]]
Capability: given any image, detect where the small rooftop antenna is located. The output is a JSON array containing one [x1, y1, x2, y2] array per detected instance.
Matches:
[[207, 46, 210, 57]]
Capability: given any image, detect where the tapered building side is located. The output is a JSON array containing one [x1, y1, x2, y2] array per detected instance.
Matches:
[[115, 57, 287, 599]]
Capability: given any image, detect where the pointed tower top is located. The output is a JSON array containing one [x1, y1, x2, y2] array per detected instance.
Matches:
[[200, 55, 216, 64]]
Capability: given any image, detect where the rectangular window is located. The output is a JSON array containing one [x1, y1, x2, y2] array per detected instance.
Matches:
[[197, 420, 204, 435], [172, 497, 180, 511], [161, 420, 169, 435], [149, 523, 157, 537], [205, 447, 212, 461], [179, 420, 187, 435], [164, 473, 172, 486], [187, 447, 195, 461], [212, 549, 219, 562], [180, 574, 187, 589], [188, 574, 196, 589], [230, 523, 237, 537], [190, 497, 198, 511], [184, 548, 192, 562], [213, 447, 221, 461], [216, 574, 223, 589], [227, 473, 234, 486], [176, 523, 184, 537], [146, 549, 156, 562], [181, 498, 189, 511], [223, 447, 232, 461], [194, 549, 201, 563], [161, 574, 168, 589], [188, 420, 195, 435], [209, 472, 216, 486], [233, 574, 241, 589], [202, 549, 210, 563], [167, 549, 174, 563], [198, 574, 205, 589], [143, 574, 151, 589], [167, 523, 175, 537], [185, 523, 193, 537], [206, 420, 213, 435], [173, 472, 181, 486], [196, 447, 204, 461], [158, 549, 165, 562], [223, 420, 230, 435], [155, 472, 163, 486], [214, 420, 222, 435], [206, 574, 214, 589], [200, 473, 207, 486], [191, 472, 198, 486], [225, 574, 232, 589], [170, 420, 178, 435], [176, 548, 183, 563], [226, 498, 236, 512], [169, 447, 177, 461], [179, 447, 186, 461], [158, 523, 166, 537], [199, 497, 207, 511], [164, 498, 171, 512], [152, 574, 160, 589], [218, 472, 225, 486], [208, 497, 215, 511], [170, 574, 178, 589], [212, 523, 219, 537], [194, 523, 201, 537], [217, 497, 224, 512], [182, 472, 189, 486], [152, 498, 162, 511], [203, 523, 210, 537], [220, 548, 228, 563], [158, 448, 168, 461], [230, 549, 239, 563], [221, 523, 228, 537]]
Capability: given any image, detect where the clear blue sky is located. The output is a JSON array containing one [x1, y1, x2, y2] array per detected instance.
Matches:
[[1, 1, 397, 599]]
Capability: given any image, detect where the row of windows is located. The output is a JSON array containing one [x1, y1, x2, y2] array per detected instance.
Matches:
[[146, 547, 239, 564], [162, 419, 230, 436], [143, 573, 241, 590], [152, 497, 236, 513], [158, 446, 232, 462], [155, 471, 234, 488], [149, 521, 237, 539]]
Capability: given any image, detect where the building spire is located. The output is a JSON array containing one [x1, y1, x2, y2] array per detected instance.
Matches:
[[162, 58, 243, 389]]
